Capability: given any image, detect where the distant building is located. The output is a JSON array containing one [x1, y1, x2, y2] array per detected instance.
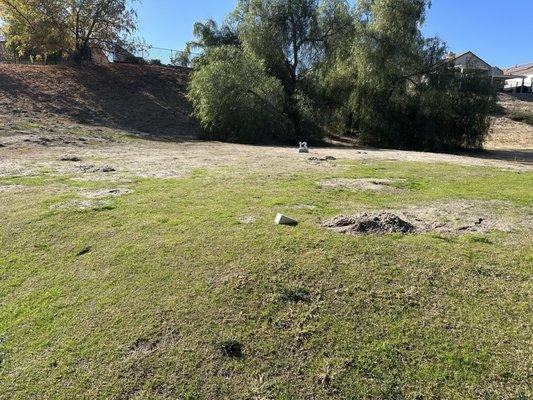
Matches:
[[113, 45, 142, 64], [447, 51, 508, 88], [503, 62, 533, 93], [450, 51, 494, 73]]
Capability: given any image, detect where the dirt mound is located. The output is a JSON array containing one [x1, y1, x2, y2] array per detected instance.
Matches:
[[323, 200, 531, 236], [323, 212, 416, 234], [0, 64, 200, 138]]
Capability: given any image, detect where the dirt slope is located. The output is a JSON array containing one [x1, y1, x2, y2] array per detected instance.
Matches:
[[0, 64, 199, 138], [486, 93, 533, 150]]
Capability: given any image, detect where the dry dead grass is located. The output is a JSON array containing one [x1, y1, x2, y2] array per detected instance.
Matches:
[[486, 94, 533, 150]]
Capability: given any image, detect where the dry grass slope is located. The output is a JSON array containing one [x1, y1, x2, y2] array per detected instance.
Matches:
[[0, 64, 200, 138]]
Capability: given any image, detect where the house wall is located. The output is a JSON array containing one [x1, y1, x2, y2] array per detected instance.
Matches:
[[505, 75, 533, 92], [454, 52, 491, 71]]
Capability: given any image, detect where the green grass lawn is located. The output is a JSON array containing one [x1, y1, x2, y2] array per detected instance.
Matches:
[[1, 160, 532, 399]]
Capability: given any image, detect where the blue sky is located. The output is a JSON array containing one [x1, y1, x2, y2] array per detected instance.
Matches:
[[136, 0, 532, 68]]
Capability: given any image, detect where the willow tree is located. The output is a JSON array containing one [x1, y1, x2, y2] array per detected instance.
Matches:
[[187, 0, 352, 143], [235, 0, 352, 139], [187, 0, 493, 149], [0, 0, 137, 62], [342, 0, 494, 150]]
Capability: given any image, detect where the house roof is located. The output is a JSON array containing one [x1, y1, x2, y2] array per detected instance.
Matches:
[[503, 62, 533, 76], [452, 51, 492, 70]]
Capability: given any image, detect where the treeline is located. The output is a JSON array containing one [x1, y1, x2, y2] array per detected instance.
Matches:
[[184, 0, 495, 151]]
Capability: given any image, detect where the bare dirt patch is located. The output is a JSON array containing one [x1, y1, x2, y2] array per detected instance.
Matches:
[[0, 110, 531, 184], [486, 94, 533, 150], [0, 184, 28, 193], [398, 200, 522, 234], [323, 212, 416, 234], [487, 116, 533, 150], [80, 188, 133, 199], [238, 216, 256, 224], [320, 178, 406, 192], [0, 64, 199, 139], [323, 200, 531, 235]]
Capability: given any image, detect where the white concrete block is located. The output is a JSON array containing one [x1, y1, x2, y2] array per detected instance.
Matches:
[[275, 213, 298, 226]]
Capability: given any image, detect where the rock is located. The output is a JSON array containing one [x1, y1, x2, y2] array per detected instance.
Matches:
[[275, 213, 298, 226]]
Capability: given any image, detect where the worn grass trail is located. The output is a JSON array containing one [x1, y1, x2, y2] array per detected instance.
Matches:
[[1, 160, 532, 399]]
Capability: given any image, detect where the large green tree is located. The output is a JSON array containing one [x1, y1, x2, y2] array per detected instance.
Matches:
[[188, 0, 494, 149], [235, 0, 352, 139], [0, 0, 137, 62], [325, 0, 494, 150], [189, 45, 289, 143], [188, 0, 352, 143]]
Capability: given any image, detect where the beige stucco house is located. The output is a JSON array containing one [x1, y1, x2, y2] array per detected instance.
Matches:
[[503, 63, 533, 93]]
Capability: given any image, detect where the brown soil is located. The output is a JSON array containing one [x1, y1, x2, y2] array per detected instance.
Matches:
[[323, 200, 532, 236], [319, 178, 406, 192], [323, 212, 416, 234], [486, 94, 533, 150], [80, 188, 133, 199], [0, 64, 200, 138]]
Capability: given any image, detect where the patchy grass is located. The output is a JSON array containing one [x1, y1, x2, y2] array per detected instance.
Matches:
[[506, 109, 533, 126], [0, 159, 532, 399]]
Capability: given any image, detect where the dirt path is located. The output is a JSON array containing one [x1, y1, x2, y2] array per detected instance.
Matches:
[[0, 119, 531, 182]]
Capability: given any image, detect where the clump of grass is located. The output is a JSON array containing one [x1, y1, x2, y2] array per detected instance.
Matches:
[[506, 109, 533, 126], [467, 235, 493, 244]]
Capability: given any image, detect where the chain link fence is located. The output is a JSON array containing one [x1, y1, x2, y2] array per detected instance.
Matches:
[[136, 46, 181, 66], [0, 41, 194, 66]]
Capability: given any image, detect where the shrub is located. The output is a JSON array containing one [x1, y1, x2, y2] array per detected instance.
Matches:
[[188, 46, 291, 143], [506, 109, 533, 126]]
